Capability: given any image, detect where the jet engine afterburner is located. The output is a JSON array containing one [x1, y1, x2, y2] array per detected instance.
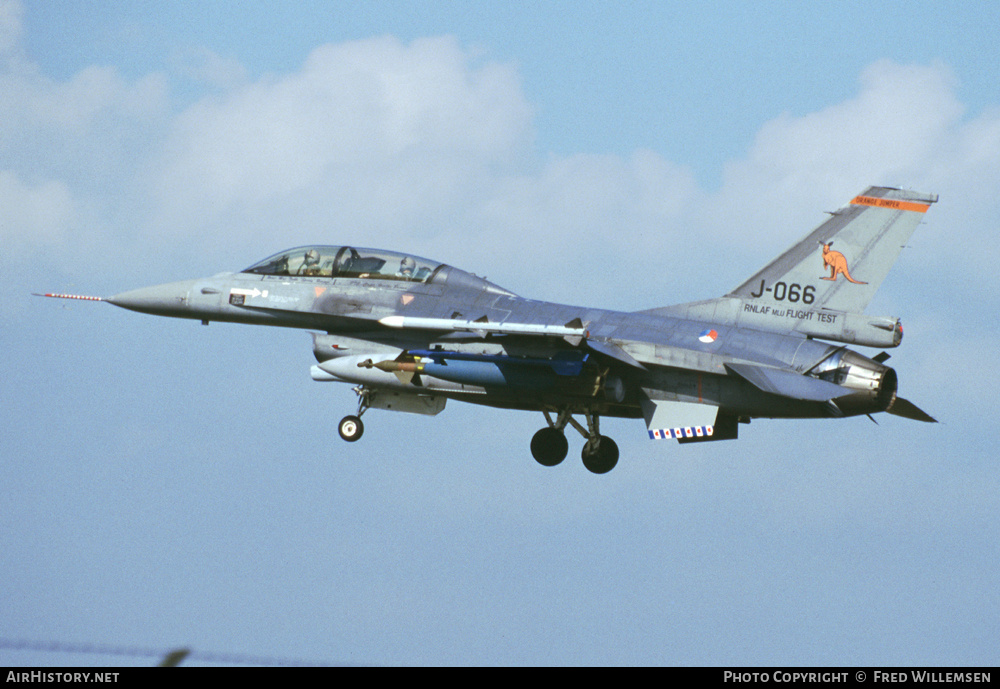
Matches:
[[811, 349, 897, 416]]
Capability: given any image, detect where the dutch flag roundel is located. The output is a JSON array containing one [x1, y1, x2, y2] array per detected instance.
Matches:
[[698, 328, 718, 344]]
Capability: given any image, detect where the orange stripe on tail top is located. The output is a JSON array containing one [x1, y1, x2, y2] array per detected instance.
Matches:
[[851, 195, 930, 213]]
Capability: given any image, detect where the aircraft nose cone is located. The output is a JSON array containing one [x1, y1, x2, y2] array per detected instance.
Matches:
[[106, 279, 198, 317]]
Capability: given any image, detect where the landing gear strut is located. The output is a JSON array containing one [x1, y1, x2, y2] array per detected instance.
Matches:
[[338, 386, 371, 442], [532, 409, 619, 474]]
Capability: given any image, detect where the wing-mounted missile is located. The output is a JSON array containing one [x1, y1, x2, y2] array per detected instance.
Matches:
[[378, 315, 590, 341]]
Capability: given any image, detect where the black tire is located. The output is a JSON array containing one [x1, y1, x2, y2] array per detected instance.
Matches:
[[530, 427, 569, 467], [338, 415, 364, 442], [581, 436, 619, 474]]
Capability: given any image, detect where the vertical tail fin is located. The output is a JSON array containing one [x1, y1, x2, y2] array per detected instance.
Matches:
[[726, 186, 937, 313], [643, 187, 937, 347]]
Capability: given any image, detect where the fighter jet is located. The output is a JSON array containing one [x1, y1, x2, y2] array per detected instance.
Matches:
[[39, 186, 937, 473]]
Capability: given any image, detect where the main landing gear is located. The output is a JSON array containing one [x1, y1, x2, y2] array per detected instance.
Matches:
[[531, 410, 619, 474], [338, 386, 370, 442]]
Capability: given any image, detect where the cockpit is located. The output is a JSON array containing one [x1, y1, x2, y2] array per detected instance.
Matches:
[[242, 246, 442, 283]]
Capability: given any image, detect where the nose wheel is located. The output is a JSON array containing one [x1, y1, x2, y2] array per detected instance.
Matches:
[[338, 415, 364, 442]]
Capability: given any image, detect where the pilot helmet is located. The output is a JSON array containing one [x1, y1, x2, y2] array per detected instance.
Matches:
[[400, 256, 416, 275], [304, 249, 320, 265]]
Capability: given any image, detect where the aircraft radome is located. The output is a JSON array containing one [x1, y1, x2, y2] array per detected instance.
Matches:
[[39, 186, 937, 474]]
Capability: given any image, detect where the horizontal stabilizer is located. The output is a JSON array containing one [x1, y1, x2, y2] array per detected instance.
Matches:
[[726, 362, 848, 402], [887, 397, 937, 423]]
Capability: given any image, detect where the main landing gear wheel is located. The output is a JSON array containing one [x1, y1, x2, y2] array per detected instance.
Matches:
[[534, 409, 621, 473], [338, 415, 364, 442], [531, 427, 569, 467], [581, 436, 619, 475]]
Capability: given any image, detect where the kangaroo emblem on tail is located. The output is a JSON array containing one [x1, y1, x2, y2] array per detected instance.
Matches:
[[821, 242, 867, 284]]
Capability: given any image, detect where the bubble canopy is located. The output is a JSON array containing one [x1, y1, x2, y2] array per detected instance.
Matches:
[[242, 246, 442, 283]]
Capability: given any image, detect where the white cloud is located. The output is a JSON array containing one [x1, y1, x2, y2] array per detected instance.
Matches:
[[0, 63, 167, 141], [152, 36, 534, 248], [710, 61, 963, 234], [750, 61, 962, 184], [0, 170, 74, 249], [0, 63, 169, 205]]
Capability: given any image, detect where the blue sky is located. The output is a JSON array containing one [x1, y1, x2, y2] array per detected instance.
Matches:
[[3, 0, 999, 666]]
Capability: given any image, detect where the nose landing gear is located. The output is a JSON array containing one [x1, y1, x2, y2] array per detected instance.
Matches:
[[338, 386, 371, 442]]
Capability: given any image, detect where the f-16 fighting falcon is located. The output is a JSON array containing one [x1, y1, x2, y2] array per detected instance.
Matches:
[[39, 186, 937, 473]]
